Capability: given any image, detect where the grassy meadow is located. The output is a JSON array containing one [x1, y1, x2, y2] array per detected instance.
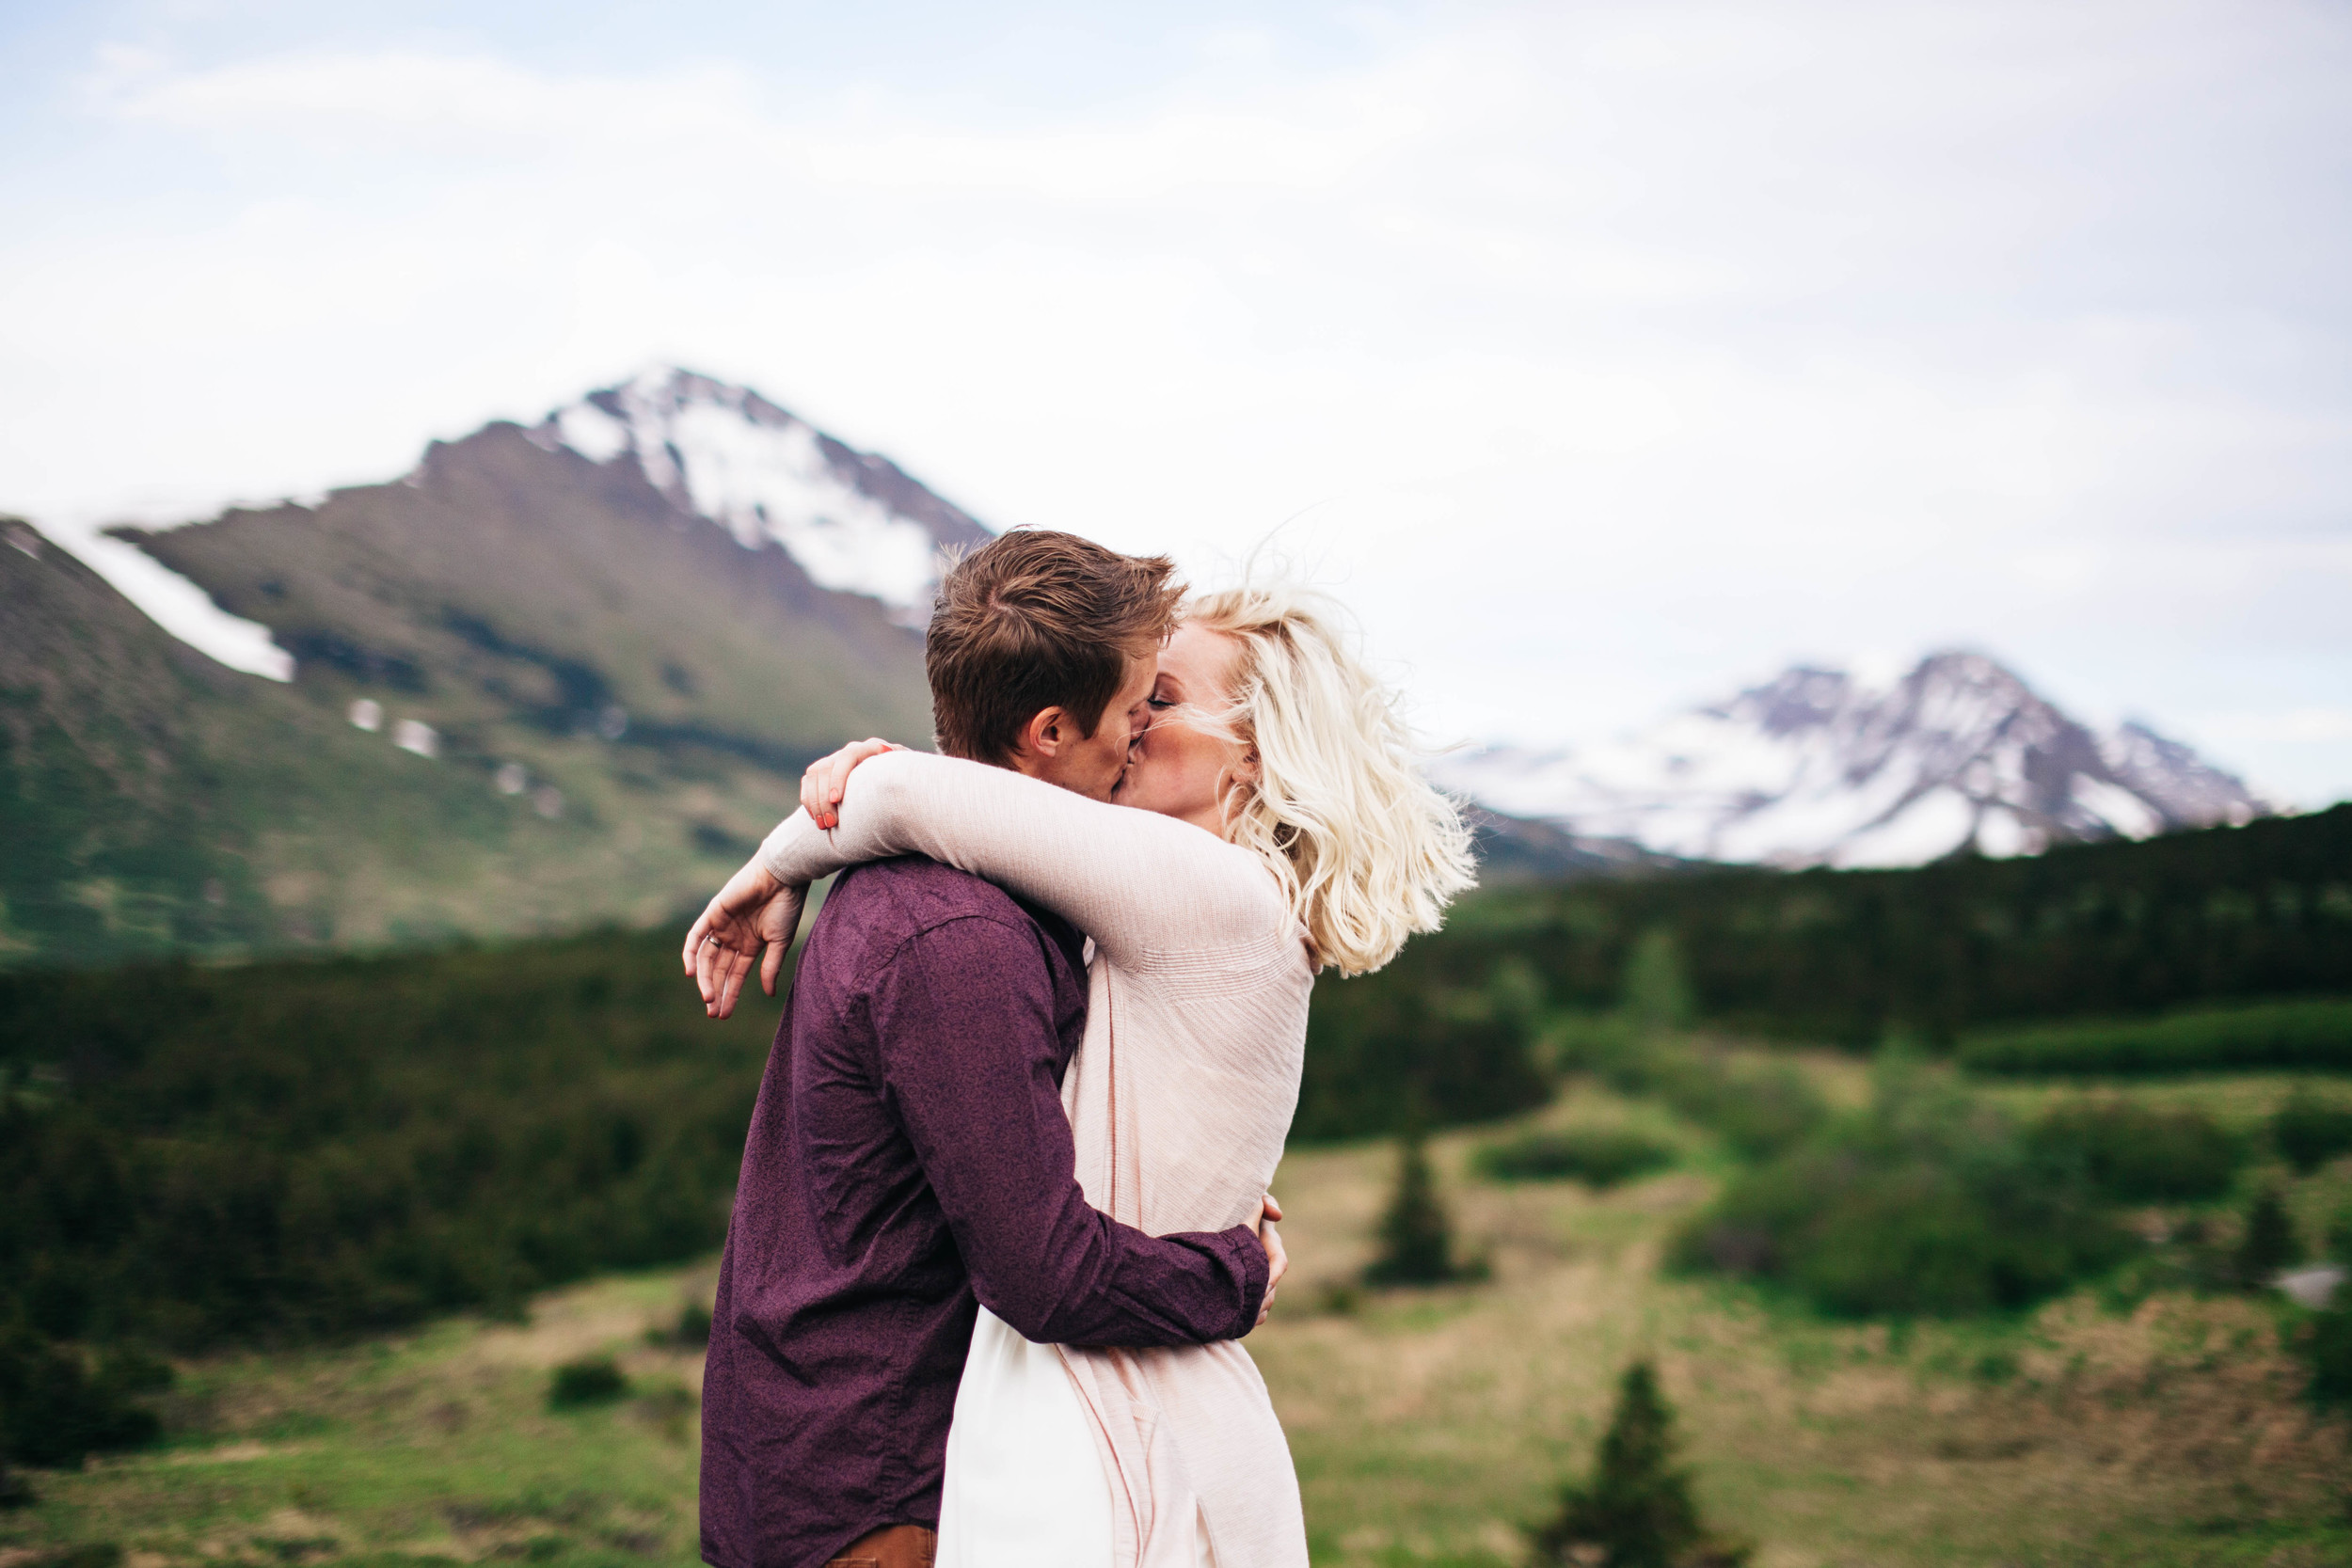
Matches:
[[8, 1046, 2350, 1568]]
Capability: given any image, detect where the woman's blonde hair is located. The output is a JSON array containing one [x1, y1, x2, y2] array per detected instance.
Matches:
[[1184, 581, 1476, 976]]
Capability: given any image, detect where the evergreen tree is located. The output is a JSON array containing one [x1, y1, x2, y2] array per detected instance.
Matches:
[[1621, 929, 1695, 1037], [1364, 1129, 1458, 1286], [2237, 1184, 2302, 1289], [0, 1323, 165, 1469], [1534, 1360, 1749, 1568]]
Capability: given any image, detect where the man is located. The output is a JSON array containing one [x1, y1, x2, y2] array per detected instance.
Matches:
[[686, 531, 1285, 1568]]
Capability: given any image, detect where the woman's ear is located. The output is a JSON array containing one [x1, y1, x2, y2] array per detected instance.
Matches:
[[1217, 752, 1262, 825]]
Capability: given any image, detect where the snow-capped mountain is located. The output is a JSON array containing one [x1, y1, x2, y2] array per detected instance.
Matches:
[[1438, 651, 2272, 869], [34, 366, 993, 679], [526, 368, 991, 615]]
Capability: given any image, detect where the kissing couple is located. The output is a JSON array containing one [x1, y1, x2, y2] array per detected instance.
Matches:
[[685, 530, 1474, 1568]]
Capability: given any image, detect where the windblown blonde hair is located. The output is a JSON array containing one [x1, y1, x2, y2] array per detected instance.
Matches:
[[1184, 581, 1476, 976]]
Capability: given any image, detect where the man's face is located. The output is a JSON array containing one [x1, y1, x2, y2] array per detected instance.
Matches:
[[1017, 651, 1158, 801]]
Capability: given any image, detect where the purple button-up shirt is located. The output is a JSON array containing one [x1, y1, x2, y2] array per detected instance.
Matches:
[[700, 856, 1270, 1568]]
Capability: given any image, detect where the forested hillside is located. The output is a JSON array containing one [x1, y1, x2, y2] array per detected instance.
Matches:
[[1296, 806, 2352, 1135], [1326, 804, 2352, 1049], [0, 929, 781, 1354]]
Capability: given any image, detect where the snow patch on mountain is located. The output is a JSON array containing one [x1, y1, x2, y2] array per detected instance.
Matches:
[[529, 368, 990, 613], [28, 515, 294, 681], [1438, 652, 2271, 869]]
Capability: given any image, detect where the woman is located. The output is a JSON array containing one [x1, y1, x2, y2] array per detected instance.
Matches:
[[703, 582, 1472, 1568]]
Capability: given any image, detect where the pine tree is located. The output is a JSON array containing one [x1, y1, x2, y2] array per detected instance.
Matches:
[[1364, 1129, 1458, 1286], [1621, 929, 1695, 1038], [2238, 1184, 2302, 1289], [1533, 1360, 1749, 1568]]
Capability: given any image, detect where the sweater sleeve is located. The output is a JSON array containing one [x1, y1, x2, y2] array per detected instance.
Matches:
[[758, 752, 1285, 965]]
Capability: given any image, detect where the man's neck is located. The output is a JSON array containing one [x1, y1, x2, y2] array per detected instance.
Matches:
[[938, 748, 1029, 776], [989, 748, 1073, 792]]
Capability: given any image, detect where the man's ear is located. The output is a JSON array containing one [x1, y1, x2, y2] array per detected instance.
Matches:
[[1016, 705, 1069, 761]]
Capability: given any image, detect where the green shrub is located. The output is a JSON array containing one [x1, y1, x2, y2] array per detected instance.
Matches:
[[1547, 1013, 1638, 1076], [1313, 1281, 1365, 1316], [0, 1458, 34, 1509], [2326, 1209, 2352, 1264], [1959, 999, 2352, 1077], [18, 1547, 123, 1568], [671, 1302, 712, 1348], [1672, 1056, 2132, 1317], [1531, 1359, 1750, 1568], [2028, 1098, 2244, 1203], [2296, 1307, 2352, 1407], [1677, 1060, 1827, 1162], [1597, 1044, 1828, 1162], [1477, 1128, 1677, 1187], [2273, 1085, 2352, 1175], [547, 1356, 628, 1409]]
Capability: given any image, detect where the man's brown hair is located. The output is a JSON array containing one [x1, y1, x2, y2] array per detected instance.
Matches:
[[927, 529, 1184, 765]]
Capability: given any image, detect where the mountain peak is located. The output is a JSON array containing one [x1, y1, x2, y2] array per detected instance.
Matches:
[[527, 366, 991, 615], [1438, 652, 2272, 869], [1710, 664, 1854, 735]]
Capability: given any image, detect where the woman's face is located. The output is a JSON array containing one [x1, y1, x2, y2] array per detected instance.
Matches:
[[1112, 622, 1251, 832]]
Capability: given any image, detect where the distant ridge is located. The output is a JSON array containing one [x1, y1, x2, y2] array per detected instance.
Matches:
[[1465, 808, 1694, 884], [1438, 651, 2272, 870]]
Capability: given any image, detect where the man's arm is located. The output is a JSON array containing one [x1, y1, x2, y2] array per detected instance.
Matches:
[[873, 914, 1272, 1348]]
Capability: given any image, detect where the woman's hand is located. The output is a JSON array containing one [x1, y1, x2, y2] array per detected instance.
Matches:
[[683, 856, 807, 1020], [1256, 1194, 1287, 1325], [801, 737, 908, 830]]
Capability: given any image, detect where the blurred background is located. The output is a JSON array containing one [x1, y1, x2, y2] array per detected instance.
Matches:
[[4, 3, 2350, 1565]]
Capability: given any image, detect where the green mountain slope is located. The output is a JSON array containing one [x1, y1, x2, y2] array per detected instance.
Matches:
[[127, 423, 933, 764], [5, 421, 940, 968], [2, 528, 279, 958]]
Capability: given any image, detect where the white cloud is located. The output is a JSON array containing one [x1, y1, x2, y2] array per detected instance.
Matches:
[[2204, 708, 2352, 745], [2, 0, 2348, 803], [87, 44, 760, 153]]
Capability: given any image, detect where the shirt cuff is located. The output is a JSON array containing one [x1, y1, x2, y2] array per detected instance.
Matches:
[[1216, 1222, 1271, 1337]]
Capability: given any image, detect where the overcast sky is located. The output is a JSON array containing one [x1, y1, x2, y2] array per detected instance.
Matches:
[[4, 0, 2348, 803]]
